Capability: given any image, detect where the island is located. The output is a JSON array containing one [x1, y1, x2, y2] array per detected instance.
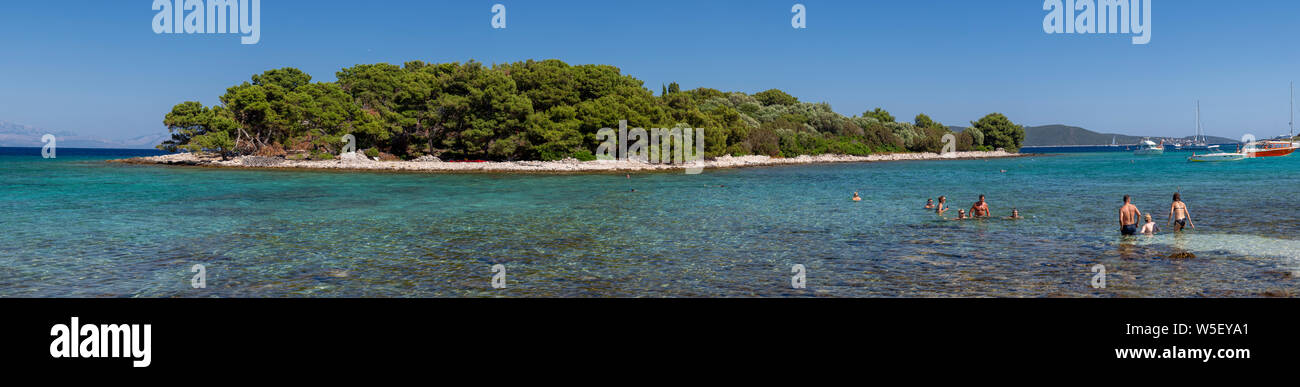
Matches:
[[118, 59, 1028, 171]]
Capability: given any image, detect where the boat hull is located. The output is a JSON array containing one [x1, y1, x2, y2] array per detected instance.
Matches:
[[1246, 146, 1296, 158], [1188, 153, 1245, 162]]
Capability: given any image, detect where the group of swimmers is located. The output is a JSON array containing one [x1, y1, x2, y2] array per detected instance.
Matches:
[[922, 194, 1021, 220], [1118, 193, 1195, 236], [853, 190, 1196, 236]]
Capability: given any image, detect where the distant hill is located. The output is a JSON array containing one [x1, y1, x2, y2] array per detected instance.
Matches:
[[0, 121, 168, 149], [1022, 124, 1236, 146], [949, 123, 1237, 146]]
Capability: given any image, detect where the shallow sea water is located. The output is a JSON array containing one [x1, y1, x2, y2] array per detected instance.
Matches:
[[2, 147, 1298, 297]]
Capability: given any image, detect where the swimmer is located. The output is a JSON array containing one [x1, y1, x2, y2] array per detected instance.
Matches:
[[970, 194, 991, 218], [1119, 195, 1142, 236], [925, 199, 934, 209], [935, 196, 948, 216], [1004, 209, 1022, 220], [1141, 214, 1159, 235], [852, 192, 862, 202], [1168, 193, 1195, 231], [954, 209, 968, 220]]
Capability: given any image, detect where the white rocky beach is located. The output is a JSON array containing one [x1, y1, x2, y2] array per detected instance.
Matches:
[[111, 150, 1026, 173]]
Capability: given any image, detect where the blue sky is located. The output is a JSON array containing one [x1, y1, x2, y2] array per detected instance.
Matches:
[[2, 0, 1298, 141]]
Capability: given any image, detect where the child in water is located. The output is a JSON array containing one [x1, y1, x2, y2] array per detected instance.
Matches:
[[1141, 214, 1160, 235]]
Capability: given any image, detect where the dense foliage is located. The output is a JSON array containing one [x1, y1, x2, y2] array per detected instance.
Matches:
[[159, 60, 1023, 160]]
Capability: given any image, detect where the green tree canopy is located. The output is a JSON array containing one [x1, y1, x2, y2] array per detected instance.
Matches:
[[863, 107, 895, 123], [970, 113, 1025, 151], [753, 89, 799, 106]]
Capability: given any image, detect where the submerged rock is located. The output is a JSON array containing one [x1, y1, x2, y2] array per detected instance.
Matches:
[[1167, 251, 1196, 259], [1261, 289, 1294, 298]]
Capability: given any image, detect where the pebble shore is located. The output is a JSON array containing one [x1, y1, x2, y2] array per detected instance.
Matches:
[[110, 150, 1026, 173]]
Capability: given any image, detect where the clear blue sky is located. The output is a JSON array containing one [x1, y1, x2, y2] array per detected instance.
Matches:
[[2, 0, 1298, 140]]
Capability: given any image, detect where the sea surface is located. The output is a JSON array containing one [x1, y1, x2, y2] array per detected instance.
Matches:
[[2, 147, 1298, 297]]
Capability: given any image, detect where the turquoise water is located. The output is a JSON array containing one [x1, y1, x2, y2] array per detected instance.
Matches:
[[2, 147, 1299, 297]]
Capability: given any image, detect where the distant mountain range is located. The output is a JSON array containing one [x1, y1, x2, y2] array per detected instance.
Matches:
[[0, 121, 169, 149], [950, 124, 1238, 146]]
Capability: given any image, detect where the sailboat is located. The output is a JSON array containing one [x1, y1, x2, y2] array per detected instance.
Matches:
[[1241, 83, 1300, 158], [1182, 100, 1210, 151], [1292, 82, 1298, 149]]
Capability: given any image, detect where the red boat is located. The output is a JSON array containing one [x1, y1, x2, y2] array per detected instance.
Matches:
[[1245, 140, 1297, 157]]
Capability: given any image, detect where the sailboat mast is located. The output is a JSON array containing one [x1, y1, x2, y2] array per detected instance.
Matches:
[[1290, 82, 1294, 138], [1196, 100, 1201, 143]]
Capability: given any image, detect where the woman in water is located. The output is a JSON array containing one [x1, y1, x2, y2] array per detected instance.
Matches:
[[1168, 193, 1194, 231], [852, 192, 862, 202], [925, 199, 934, 209], [935, 196, 947, 216]]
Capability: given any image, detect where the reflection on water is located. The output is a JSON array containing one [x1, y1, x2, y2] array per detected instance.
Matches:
[[1, 149, 1298, 297]]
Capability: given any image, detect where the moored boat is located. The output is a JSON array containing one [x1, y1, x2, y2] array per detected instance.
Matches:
[[1188, 146, 1245, 162], [1133, 140, 1164, 155], [1244, 140, 1297, 158]]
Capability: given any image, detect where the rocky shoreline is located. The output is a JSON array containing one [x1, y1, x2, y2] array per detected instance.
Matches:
[[109, 150, 1027, 173]]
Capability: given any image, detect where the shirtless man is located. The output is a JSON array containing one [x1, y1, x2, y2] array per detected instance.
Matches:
[[1119, 195, 1142, 236], [925, 199, 934, 209], [970, 194, 991, 218], [935, 196, 948, 216], [1168, 193, 1194, 231], [852, 192, 862, 202]]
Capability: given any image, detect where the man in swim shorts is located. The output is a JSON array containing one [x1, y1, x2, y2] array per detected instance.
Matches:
[[970, 194, 991, 218], [1119, 195, 1142, 236]]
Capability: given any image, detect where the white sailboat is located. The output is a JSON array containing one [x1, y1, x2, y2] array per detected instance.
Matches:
[[1183, 100, 1210, 151]]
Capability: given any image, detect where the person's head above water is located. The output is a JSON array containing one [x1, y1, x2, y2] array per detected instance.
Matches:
[[938, 196, 946, 203], [1144, 214, 1153, 222], [1012, 209, 1020, 217]]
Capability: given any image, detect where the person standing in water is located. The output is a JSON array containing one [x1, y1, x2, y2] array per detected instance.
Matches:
[[1168, 193, 1195, 231], [1119, 195, 1142, 236], [935, 196, 948, 216], [970, 194, 991, 218]]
